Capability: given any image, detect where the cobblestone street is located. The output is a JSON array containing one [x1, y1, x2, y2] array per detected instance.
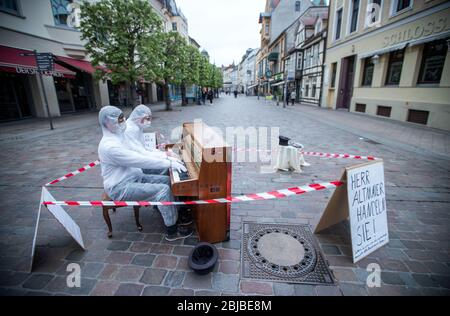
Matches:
[[0, 95, 449, 296]]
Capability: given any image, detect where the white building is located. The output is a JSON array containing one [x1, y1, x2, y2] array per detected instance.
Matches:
[[0, 0, 110, 121], [239, 48, 260, 95]]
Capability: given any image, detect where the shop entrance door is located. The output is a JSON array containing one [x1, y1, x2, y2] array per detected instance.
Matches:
[[336, 55, 355, 109], [0, 73, 32, 121]]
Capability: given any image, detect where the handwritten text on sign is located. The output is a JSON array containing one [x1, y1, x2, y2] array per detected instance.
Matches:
[[347, 162, 389, 263]]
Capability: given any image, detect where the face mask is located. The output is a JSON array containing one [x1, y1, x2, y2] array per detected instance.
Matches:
[[142, 120, 152, 128]]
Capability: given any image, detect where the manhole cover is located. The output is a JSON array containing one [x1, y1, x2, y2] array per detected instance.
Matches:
[[242, 223, 334, 285]]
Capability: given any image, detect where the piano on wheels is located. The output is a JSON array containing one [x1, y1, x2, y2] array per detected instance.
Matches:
[[167, 122, 232, 244]]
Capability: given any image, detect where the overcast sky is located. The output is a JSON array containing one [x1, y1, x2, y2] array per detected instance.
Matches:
[[177, 0, 265, 67]]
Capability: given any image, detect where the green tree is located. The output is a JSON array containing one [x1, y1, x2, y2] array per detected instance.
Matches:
[[179, 44, 201, 106], [150, 31, 188, 111], [79, 0, 162, 107]]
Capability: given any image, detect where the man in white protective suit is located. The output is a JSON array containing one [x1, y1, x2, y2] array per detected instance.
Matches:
[[98, 106, 192, 241], [123, 104, 174, 175], [123, 104, 194, 224]]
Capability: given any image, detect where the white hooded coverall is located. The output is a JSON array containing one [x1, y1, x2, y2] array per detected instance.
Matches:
[[123, 104, 169, 175], [98, 106, 179, 227]]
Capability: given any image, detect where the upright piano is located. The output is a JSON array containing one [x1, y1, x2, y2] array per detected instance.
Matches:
[[168, 122, 232, 244]]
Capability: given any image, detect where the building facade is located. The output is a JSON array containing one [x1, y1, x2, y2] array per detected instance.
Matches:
[[0, 0, 110, 121], [256, 0, 324, 96], [323, 0, 450, 130], [294, 6, 328, 105]]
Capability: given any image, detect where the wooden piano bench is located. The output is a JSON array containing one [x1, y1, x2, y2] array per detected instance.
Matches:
[[101, 192, 143, 238]]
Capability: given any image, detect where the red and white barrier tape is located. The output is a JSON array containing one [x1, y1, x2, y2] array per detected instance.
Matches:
[[42, 181, 343, 207], [233, 148, 380, 161], [45, 160, 100, 186], [301, 152, 380, 161], [44, 150, 379, 187]]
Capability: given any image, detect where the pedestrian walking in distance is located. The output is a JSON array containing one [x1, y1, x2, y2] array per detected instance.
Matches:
[[207, 89, 214, 104], [290, 90, 296, 106], [201, 88, 207, 105], [234, 90, 238, 98]]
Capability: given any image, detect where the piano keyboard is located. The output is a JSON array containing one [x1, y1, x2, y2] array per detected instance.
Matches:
[[172, 164, 190, 183]]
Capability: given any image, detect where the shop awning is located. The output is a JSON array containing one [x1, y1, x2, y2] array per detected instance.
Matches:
[[358, 42, 408, 59], [270, 81, 285, 87], [409, 31, 450, 47], [55, 56, 96, 74], [247, 83, 259, 89], [0, 45, 75, 78]]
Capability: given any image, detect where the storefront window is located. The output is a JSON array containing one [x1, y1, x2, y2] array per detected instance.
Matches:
[[362, 58, 374, 86], [418, 40, 447, 84], [51, 0, 73, 26], [0, 73, 32, 121], [0, 0, 19, 14], [385, 49, 404, 85]]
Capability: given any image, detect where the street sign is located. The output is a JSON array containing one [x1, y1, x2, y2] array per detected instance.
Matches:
[[36, 53, 54, 72]]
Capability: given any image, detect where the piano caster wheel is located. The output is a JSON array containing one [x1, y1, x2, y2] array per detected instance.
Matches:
[[137, 225, 143, 232], [225, 231, 230, 242], [108, 232, 113, 239]]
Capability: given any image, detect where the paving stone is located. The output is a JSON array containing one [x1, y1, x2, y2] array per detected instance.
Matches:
[[153, 255, 178, 270], [140, 268, 167, 285], [107, 241, 131, 251], [142, 286, 171, 296], [184, 272, 213, 290], [91, 281, 120, 296], [114, 283, 144, 296], [131, 254, 156, 267], [218, 249, 240, 261], [240, 281, 273, 295], [82, 262, 104, 278], [98, 264, 120, 280], [195, 290, 221, 296], [22, 274, 54, 290], [173, 246, 194, 256], [431, 275, 450, 289], [144, 234, 163, 243], [404, 260, 430, 273], [163, 271, 185, 288], [315, 285, 342, 296], [379, 259, 409, 272], [169, 288, 195, 296], [273, 282, 295, 296], [65, 249, 86, 262], [339, 283, 369, 296], [293, 284, 317, 296], [114, 266, 145, 282], [381, 272, 405, 285], [331, 268, 359, 283], [45, 276, 96, 295], [105, 252, 134, 265], [0, 271, 30, 287], [130, 242, 153, 253], [212, 273, 239, 293], [321, 245, 342, 255], [150, 244, 174, 255], [412, 274, 440, 288], [219, 261, 240, 274]]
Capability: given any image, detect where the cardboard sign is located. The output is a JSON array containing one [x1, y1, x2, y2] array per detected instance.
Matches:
[[30, 187, 85, 271], [143, 132, 156, 151], [315, 161, 389, 263]]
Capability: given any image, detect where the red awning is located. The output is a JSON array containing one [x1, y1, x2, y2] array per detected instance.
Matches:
[[0, 45, 76, 78], [55, 56, 96, 74]]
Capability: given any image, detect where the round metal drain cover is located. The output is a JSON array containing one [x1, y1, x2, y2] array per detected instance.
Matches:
[[247, 228, 317, 278]]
